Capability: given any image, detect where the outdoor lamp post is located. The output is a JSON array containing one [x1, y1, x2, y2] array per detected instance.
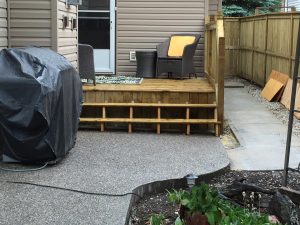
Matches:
[[186, 173, 198, 189]]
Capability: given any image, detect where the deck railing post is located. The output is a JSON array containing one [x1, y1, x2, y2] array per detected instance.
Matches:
[[128, 101, 134, 133]]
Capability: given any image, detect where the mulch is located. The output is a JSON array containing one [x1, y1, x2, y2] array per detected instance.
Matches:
[[130, 170, 300, 225]]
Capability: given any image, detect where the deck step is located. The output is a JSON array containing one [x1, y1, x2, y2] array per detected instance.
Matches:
[[80, 118, 220, 124], [80, 101, 221, 136], [83, 102, 217, 108]]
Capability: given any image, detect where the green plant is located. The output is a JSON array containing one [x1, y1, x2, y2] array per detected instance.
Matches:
[[217, 199, 278, 225], [149, 214, 165, 225], [167, 184, 283, 225], [174, 217, 185, 225], [167, 189, 189, 204], [168, 184, 222, 225]]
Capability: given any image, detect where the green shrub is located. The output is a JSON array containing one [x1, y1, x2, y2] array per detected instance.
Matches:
[[223, 0, 282, 17], [167, 184, 282, 225]]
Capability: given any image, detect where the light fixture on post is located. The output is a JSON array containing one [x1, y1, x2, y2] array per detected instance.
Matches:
[[186, 173, 198, 189]]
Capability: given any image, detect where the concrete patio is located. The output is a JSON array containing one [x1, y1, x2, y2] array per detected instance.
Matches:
[[0, 132, 229, 225], [225, 86, 300, 170]]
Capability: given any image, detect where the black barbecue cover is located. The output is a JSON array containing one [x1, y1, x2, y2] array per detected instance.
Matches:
[[0, 47, 83, 163]]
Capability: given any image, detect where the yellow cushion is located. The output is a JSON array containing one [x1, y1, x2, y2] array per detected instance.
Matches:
[[168, 36, 196, 57]]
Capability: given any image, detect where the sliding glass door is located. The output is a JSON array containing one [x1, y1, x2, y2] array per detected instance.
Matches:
[[78, 0, 115, 73]]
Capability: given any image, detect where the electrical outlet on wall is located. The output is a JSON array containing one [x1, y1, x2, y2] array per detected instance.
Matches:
[[129, 51, 136, 62]]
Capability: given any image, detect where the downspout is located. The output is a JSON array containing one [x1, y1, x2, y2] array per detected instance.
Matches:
[[7, 0, 10, 48], [218, 0, 222, 13]]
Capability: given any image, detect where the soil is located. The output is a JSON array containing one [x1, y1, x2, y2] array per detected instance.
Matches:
[[130, 170, 300, 225], [130, 77, 300, 224], [220, 119, 240, 149]]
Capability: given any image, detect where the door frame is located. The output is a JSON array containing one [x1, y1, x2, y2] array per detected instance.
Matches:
[[78, 0, 116, 74], [108, 0, 116, 74]]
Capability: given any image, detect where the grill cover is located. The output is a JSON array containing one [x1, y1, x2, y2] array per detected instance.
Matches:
[[0, 47, 83, 163]]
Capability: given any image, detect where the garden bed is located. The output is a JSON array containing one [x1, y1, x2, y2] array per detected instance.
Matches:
[[130, 170, 300, 225]]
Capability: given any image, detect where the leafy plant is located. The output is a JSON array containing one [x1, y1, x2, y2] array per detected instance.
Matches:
[[217, 199, 278, 225], [167, 189, 189, 205], [168, 184, 222, 225], [167, 184, 283, 225], [174, 217, 185, 225], [149, 214, 165, 225]]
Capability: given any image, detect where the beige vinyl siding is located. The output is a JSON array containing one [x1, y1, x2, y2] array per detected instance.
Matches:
[[57, 0, 78, 67], [7, 0, 78, 68], [0, 0, 7, 49], [117, 0, 220, 75], [9, 0, 52, 48], [209, 0, 221, 15]]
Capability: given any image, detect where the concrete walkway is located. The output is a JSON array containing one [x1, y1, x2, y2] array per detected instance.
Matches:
[[0, 132, 229, 225], [225, 87, 300, 170]]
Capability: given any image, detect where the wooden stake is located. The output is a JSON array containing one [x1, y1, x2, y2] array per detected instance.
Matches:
[[101, 105, 106, 132], [186, 102, 190, 135], [214, 107, 220, 137], [128, 101, 134, 133], [157, 101, 161, 134]]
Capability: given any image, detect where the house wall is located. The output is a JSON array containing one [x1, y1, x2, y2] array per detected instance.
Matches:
[[116, 0, 221, 76], [7, 0, 78, 67], [0, 0, 7, 49], [9, 0, 52, 48], [209, 0, 221, 15], [57, 0, 78, 67]]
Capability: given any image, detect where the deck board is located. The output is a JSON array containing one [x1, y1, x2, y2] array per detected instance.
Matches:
[[81, 77, 219, 135], [83, 78, 215, 93]]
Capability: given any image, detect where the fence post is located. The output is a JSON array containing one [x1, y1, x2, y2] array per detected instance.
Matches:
[[238, 18, 241, 76], [251, 17, 255, 82], [216, 17, 225, 132], [289, 13, 294, 77], [263, 15, 269, 83], [218, 36, 225, 131], [205, 16, 225, 133]]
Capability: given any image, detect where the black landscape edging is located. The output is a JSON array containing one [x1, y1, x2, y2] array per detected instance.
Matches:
[[124, 164, 230, 225]]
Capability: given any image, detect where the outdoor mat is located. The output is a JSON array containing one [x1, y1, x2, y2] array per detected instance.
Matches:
[[82, 75, 143, 85]]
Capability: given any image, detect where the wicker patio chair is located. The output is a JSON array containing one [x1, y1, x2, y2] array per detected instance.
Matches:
[[156, 34, 201, 79], [78, 44, 96, 86]]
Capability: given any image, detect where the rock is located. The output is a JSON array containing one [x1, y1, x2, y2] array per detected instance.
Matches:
[[279, 187, 300, 205], [221, 179, 275, 198], [268, 215, 280, 224], [269, 191, 299, 225]]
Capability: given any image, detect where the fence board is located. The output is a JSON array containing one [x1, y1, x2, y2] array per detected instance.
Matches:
[[224, 12, 300, 86], [224, 18, 240, 76]]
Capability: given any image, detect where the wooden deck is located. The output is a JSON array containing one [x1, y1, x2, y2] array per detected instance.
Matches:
[[81, 78, 220, 135], [83, 78, 215, 93]]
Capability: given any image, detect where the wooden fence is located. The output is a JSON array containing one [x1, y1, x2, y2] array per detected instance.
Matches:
[[205, 15, 225, 131], [224, 12, 300, 86]]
